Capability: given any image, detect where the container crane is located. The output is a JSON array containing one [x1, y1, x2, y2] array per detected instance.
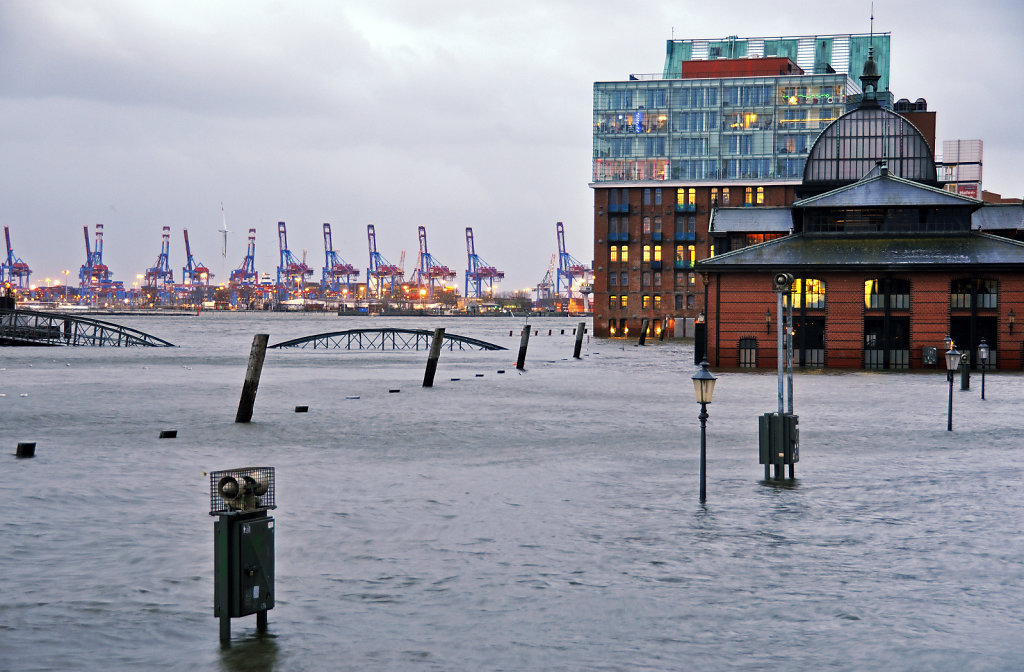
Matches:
[[410, 225, 456, 300], [2, 226, 31, 288], [276, 221, 313, 299], [321, 223, 359, 296], [366, 224, 403, 298], [230, 228, 258, 285], [556, 221, 590, 301], [464, 227, 504, 299], [182, 229, 212, 285], [78, 223, 124, 303], [144, 226, 174, 290], [534, 253, 557, 307]]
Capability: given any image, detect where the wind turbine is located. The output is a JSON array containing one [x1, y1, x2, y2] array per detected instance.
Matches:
[[219, 202, 231, 282]]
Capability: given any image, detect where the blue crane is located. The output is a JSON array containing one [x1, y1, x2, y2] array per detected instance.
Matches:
[[321, 223, 359, 297], [410, 225, 456, 300], [464, 227, 504, 299], [182, 229, 212, 285], [366, 224, 403, 298], [556, 221, 589, 301], [2, 226, 31, 288]]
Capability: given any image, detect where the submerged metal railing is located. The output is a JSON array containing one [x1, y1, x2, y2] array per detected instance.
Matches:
[[0, 309, 175, 347], [269, 328, 505, 351]]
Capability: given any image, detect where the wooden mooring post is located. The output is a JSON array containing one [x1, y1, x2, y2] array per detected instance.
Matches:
[[638, 318, 650, 346], [422, 327, 446, 387], [235, 334, 269, 423], [516, 325, 531, 371], [573, 321, 586, 359]]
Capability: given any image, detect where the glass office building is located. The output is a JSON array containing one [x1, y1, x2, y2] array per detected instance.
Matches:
[[592, 33, 890, 186]]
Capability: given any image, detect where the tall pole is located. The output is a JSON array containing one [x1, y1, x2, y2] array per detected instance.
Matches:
[[786, 291, 794, 414], [776, 291, 784, 414], [699, 401, 708, 503], [981, 359, 986, 400], [947, 370, 954, 431]]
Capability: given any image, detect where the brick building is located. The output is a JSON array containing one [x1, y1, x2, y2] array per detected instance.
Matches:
[[697, 71, 1024, 370], [591, 33, 892, 337]]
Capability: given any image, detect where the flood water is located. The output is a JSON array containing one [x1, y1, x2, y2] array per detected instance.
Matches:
[[2, 313, 1023, 671]]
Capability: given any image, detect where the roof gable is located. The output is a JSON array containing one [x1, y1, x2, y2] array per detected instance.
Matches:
[[793, 172, 979, 209]]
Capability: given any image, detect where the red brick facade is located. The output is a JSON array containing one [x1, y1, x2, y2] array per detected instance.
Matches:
[[592, 184, 795, 337], [705, 270, 1024, 370]]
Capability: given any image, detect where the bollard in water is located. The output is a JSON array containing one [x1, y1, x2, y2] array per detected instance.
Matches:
[[159, 430, 177, 439], [294, 406, 308, 413], [573, 321, 586, 359], [659, 317, 668, 341], [235, 334, 269, 423], [638, 318, 650, 346], [516, 325, 531, 371], [16, 442, 35, 458], [422, 327, 446, 387]]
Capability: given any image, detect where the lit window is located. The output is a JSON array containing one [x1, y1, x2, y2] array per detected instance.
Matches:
[[688, 272, 696, 286], [711, 187, 719, 206], [610, 246, 618, 263], [687, 244, 696, 265], [621, 247, 629, 262], [609, 295, 618, 309], [643, 217, 651, 234], [744, 187, 753, 206], [643, 245, 651, 262], [675, 245, 685, 263], [620, 295, 628, 308], [653, 245, 662, 262], [654, 295, 662, 309], [688, 188, 697, 205], [792, 278, 826, 309], [709, 244, 715, 258], [756, 187, 764, 205], [642, 295, 651, 309], [722, 188, 730, 205]]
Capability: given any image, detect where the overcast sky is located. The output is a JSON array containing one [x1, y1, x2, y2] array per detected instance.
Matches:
[[2, 0, 1022, 292]]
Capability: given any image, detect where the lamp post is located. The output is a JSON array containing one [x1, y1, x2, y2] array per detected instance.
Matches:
[[977, 338, 989, 400], [945, 345, 961, 431], [691, 359, 717, 502]]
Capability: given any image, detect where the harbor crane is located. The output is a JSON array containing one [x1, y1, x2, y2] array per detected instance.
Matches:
[[230, 228, 258, 285], [366, 224, 403, 298], [2, 226, 31, 288], [144, 226, 174, 288], [321, 222, 359, 295], [410, 225, 456, 300], [182, 229, 212, 285], [556, 221, 590, 301], [534, 254, 557, 306], [78, 223, 124, 302], [464, 227, 503, 299], [276, 221, 313, 299]]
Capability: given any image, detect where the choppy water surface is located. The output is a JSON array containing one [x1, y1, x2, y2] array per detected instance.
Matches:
[[2, 313, 1023, 671]]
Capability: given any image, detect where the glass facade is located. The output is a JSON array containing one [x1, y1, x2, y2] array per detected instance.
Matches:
[[593, 74, 858, 183], [802, 107, 937, 186]]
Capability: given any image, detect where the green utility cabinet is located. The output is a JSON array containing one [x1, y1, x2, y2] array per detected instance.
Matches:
[[759, 412, 799, 466], [210, 466, 276, 642], [214, 514, 275, 619]]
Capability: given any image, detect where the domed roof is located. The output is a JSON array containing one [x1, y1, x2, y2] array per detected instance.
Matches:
[[802, 106, 937, 189]]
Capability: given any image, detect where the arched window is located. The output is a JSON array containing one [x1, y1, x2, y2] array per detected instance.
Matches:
[[791, 278, 825, 309]]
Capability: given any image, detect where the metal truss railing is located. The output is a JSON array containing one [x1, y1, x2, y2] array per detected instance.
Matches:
[[0, 309, 175, 347], [269, 328, 505, 351]]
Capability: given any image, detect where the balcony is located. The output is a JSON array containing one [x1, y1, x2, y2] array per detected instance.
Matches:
[[651, 261, 662, 271], [652, 232, 662, 242], [674, 260, 694, 270], [607, 231, 629, 242], [674, 231, 696, 243], [674, 203, 697, 213], [608, 203, 630, 214]]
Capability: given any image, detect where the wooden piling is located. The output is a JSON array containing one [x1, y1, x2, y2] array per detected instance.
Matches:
[[573, 321, 586, 359], [516, 325, 531, 371], [235, 333, 269, 423], [638, 318, 650, 346], [16, 442, 35, 458], [422, 327, 446, 387]]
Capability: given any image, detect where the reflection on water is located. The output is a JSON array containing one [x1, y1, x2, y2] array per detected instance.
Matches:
[[2, 313, 1024, 670]]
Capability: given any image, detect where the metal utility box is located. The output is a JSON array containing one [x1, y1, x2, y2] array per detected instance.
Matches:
[[214, 514, 275, 618], [210, 466, 276, 642], [758, 412, 799, 465], [922, 346, 937, 366]]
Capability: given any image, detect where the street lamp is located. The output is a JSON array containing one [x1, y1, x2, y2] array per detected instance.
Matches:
[[977, 338, 989, 400], [691, 358, 717, 502], [945, 344, 961, 431]]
